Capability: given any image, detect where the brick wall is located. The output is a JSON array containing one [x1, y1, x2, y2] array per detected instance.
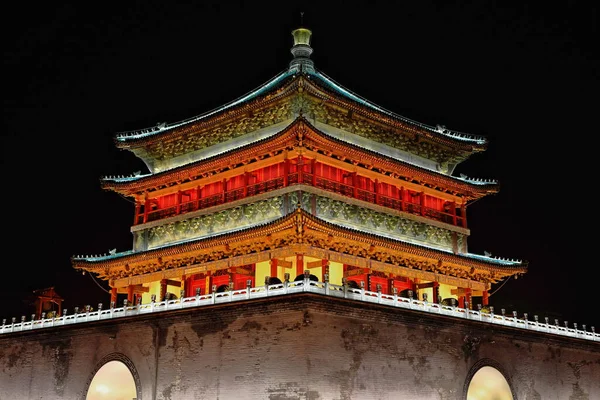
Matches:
[[1, 294, 598, 399]]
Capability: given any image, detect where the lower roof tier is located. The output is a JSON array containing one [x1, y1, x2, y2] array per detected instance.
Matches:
[[71, 208, 527, 290]]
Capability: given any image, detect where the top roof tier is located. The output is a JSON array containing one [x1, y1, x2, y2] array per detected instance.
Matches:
[[113, 26, 488, 177]]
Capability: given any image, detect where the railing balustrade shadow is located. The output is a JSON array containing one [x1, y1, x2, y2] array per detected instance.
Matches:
[[2, 279, 597, 342]]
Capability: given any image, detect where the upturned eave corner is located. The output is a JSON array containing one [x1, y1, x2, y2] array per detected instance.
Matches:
[[71, 208, 525, 288], [99, 116, 497, 204], [109, 68, 487, 171]]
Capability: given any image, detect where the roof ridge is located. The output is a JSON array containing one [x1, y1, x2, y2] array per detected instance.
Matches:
[[308, 69, 487, 144], [114, 68, 294, 141], [299, 117, 498, 186]]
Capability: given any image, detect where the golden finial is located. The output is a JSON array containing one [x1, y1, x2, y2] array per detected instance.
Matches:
[[289, 12, 314, 72]]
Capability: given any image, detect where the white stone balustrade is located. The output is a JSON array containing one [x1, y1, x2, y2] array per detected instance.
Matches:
[[1, 279, 598, 342]]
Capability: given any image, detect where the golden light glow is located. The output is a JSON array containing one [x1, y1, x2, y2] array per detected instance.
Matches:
[[292, 28, 312, 46], [467, 366, 513, 400], [95, 384, 110, 394], [86, 361, 137, 400]]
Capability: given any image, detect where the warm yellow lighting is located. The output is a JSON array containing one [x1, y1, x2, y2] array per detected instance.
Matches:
[[86, 360, 136, 400], [95, 384, 110, 394], [467, 366, 513, 400]]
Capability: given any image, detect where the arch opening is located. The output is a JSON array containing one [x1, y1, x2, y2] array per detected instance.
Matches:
[[294, 274, 318, 282], [267, 277, 282, 285], [466, 366, 513, 400], [216, 284, 230, 293], [86, 360, 138, 400]]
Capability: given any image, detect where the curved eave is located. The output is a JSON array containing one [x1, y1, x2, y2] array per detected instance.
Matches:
[[72, 208, 527, 278], [305, 209, 527, 275], [102, 118, 499, 199], [101, 119, 301, 194], [299, 118, 499, 200], [113, 69, 296, 148], [113, 69, 487, 158], [304, 70, 488, 151]]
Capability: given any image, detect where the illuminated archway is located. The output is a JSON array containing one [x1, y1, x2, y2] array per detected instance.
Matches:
[[464, 359, 515, 400], [85, 353, 141, 400]]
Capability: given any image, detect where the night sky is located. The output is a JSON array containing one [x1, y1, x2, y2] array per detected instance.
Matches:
[[3, 2, 599, 330]]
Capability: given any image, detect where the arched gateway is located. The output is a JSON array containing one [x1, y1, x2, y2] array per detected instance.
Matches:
[[464, 359, 515, 400], [84, 353, 141, 400], [1, 17, 597, 400]]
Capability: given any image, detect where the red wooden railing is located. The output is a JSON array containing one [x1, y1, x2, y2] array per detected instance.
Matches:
[[136, 168, 465, 228]]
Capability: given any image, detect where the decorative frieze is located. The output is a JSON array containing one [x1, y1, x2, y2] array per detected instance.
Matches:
[[314, 195, 455, 250], [146, 102, 294, 160], [140, 89, 464, 168], [295, 93, 461, 168], [144, 197, 284, 249], [88, 209, 519, 286], [288, 191, 312, 211], [110, 232, 491, 285]]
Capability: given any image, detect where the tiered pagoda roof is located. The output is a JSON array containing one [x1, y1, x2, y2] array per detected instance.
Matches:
[[109, 30, 488, 178], [113, 70, 486, 162], [72, 26, 527, 287]]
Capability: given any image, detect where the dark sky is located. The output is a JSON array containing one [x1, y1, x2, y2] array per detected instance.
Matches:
[[3, 1, 599, 330]]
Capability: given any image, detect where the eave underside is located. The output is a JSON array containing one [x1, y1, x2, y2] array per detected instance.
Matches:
[[115, 74, 486, 169], [72, 209, 526, 289], [102, 118, 498, 202]]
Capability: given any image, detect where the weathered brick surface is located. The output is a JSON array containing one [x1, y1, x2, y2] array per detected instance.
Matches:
[[1, 294, 598, 400]]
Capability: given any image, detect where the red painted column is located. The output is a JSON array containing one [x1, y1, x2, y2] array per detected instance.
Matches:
[[110, 287, 118, 306], [461, 203, 467, 228], [244, 172, 249, 198], [482, 290, 489, 306], [127, 285, 134, 305], [311, 159, 317, 187], [433, 282, 440, 303], [400, 187, 406, 212], [176, 190, 182, 215], [374, 179, 379, 205], [297, 155, 304, 183], [133, 202, 141, 225], [296, 254, 304, 277], [458, 295, 465, 308], [465, 288, 472, 309], [451, 201, 457, 226], [352, 172, 358, 199], [222, 179, 227, 204], [160, 279, 167, 301], [143, 195, 150, 223], [420, 191, 425, 216], [270, 259, 278, 280], [283, 159, 290, 187], [195, 186, 202, 210]]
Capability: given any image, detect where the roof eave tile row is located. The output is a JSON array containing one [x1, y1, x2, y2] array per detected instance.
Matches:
[[72, 208, 526, 277], [101, 118, 499, 200], [113, 71, 487, 157]]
